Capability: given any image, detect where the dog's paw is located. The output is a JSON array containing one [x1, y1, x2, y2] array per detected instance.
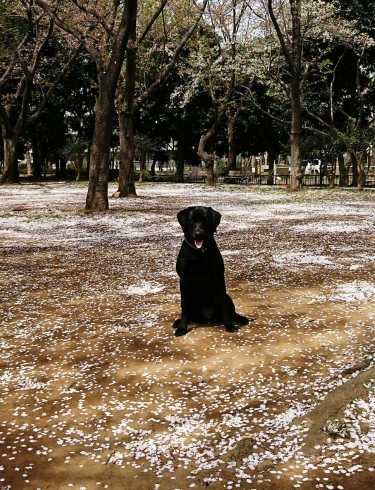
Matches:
[[172, 319, 181, 329], [234, 314, 250, 325], [175, 327, 188, 337], [225, 324, 238, 333]]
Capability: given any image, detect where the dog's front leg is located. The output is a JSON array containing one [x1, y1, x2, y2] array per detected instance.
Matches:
[[175, 281, 189, 336]]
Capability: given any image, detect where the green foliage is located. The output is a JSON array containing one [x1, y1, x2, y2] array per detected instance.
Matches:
[[302, 124, 375, 156], [323, 418, 349, 438], [334, 127, 375, 151], [134, 169, 151, 181], [134, 133, 160, 159], [61, 139, 89, 160], [215, 158, 226, 176], [331, 0, 375, 35], [0, 0, 20, 58]]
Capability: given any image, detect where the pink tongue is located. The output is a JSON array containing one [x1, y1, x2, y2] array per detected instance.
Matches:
[[195, 240, 203, 249]]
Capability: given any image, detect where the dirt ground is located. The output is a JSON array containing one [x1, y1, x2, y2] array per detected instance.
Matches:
[[1, 182, 375, 490]]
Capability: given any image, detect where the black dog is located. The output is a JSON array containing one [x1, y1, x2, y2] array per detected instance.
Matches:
[[173, 206, 248, 336]]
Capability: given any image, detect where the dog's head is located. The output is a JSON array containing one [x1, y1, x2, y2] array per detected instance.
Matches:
[[177, 206, 221, 250]]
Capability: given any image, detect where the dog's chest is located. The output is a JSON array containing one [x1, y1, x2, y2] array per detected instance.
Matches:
[[183, 257, 214, 279]]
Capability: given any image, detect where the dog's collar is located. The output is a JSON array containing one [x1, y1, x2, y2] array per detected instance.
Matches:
[[184, 238, 207, 253]]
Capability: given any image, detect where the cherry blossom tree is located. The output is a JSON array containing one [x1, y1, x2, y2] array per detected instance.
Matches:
[[115, 0, 208, 198], [246, 0, 373, 190], [33, 0, 146, 210], [173, 0, 250, 185]]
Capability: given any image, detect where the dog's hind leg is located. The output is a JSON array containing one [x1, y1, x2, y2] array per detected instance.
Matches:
[[224, 295, 249, 326], [172, 319, 181, 329]]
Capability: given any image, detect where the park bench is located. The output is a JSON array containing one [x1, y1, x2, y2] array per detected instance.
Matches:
[[184, 168, 207, 183], [217, 170, 259, 184], [154, 170, 177, 182], [225, 170, 250, 184]]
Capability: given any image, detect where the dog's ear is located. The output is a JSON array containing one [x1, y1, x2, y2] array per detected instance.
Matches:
[[177, 208, 188, 231], [209, 207, 221, 231]]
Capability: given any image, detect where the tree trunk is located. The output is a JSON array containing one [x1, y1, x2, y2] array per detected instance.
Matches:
[[76, 155, 84, 181], [26, 151, 33, 175], [116, 0, 138, 198], [151, 157, 156, 180], [0, 132, 20, 184], [197, 107, 227, 186], [197, 138, 215, 185], [60, 156, 67, 178], [328, 153, 335, 188], [118, 108, 136, 196], [85, 1, 136, 210], [86, 77, 117, 211], [227, 116, 236, 173], [290, 0, 303, 191], [267, 147, 277, 185], [268, 0, 303, 191], [177, 131, 186, 183], [43, 155, 47, 178], [138, 154, 146, 182], [31, 134, 42, 178], [116, 109, 135, 199], [289, 70, 303, 191], [356, 149, 367, 191], [54, 152, 60, 178], [338, 152, 349, 187], [349, 148, 358, 187]]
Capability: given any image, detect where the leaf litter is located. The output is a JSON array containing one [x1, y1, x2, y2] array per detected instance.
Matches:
[[1, 182, 375, 489]]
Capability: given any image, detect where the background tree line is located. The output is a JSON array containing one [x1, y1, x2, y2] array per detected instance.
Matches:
[[1, 0, 374, 210]]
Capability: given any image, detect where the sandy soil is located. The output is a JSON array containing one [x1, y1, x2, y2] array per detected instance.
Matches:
[[1, 182, 375, 490]]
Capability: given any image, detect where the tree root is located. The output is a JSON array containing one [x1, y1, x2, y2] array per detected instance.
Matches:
[[294, 366, 375, 455]]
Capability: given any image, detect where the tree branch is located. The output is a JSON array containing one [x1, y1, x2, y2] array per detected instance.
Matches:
[[27, 44, 83, 125], [302, 104, 333, 130], [34, 0, 101, 68], [30, 18, 55, 77], [138, 0, 168, 45], [355, 49, 366, 130], [244, 86, 291, 125], [333, 100, 356, 124], [0, 56, 17, 85], [134, 0, 208, 112], [71, 0, 113, 38], [328, 48, 346, 125], [302, 125, 329, 136], [268, 0, 293, 70], [4, 35, 32, 82], [0, 103, 12, 136]]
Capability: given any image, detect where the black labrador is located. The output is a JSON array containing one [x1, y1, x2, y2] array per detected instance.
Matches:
[[173, 206, 248, 336]]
